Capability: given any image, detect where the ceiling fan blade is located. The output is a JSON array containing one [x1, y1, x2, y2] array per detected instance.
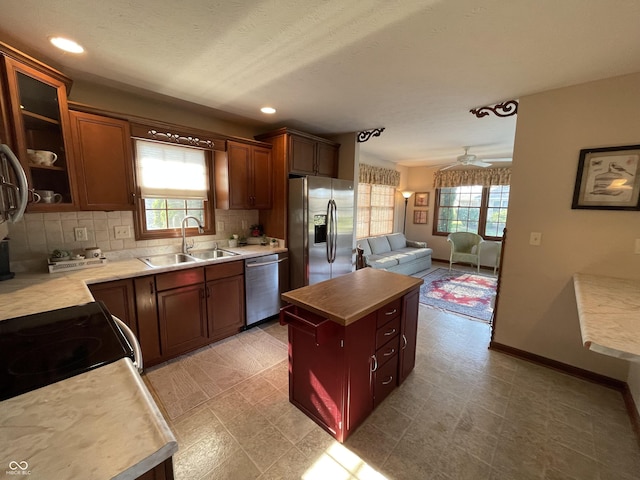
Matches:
[[472, 160, 493, 167], [439, 163, 458, 171]]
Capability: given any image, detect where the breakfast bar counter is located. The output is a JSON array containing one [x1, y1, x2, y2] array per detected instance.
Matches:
[[280, 269, 423, 442], [573, 273, 640, 361]]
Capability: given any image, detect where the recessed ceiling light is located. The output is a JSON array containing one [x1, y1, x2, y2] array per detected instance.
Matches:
[[49, 37, 84, 54], [260, 107, 276, 114]]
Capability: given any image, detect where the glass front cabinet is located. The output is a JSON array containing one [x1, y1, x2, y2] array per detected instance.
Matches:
[[0, 45, 77, 211]]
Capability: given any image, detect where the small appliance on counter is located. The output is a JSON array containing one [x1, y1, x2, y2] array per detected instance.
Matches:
[[0, 302, 139, 401]]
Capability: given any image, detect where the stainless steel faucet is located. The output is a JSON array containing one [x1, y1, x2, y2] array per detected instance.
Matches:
[[181, 215, 205, 254]]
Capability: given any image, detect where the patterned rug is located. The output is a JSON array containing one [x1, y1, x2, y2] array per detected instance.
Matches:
[[418, 268, 497, 323]]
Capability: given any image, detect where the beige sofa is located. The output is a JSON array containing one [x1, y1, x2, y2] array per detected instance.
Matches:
[[357, 233, 432, 275]]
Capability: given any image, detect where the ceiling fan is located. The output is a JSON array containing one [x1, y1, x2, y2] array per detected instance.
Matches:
[[439, 147, 493, 170]]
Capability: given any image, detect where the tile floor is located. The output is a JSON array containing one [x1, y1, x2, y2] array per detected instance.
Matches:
[[143, 270, 640, 480]]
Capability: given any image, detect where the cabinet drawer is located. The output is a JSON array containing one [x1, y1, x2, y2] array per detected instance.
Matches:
[[376, 335, 399, 368], [376, 316, 400, 349], [374, 354, 398, 408], [279, 304, 342, 346], [376, 298, 401, 327], [155, 267, 205, 291], [205, 260, 243, 281]]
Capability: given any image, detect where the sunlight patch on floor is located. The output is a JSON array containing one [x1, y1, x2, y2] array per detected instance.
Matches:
[[303, 441, 387, 480]]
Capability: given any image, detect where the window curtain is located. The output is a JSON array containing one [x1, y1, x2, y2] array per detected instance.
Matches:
[[359, 163, 401, 187], [135, 139, 208, 199], [433, 167, 511, 188]]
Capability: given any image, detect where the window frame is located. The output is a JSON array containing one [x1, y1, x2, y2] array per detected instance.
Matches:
[[132, 142, 216, 240], [356, 182, 396, 239], [432, 185, 509, 240]]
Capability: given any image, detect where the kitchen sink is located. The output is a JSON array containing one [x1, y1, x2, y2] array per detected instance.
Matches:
[[188, 249, 238, 260], [138, 253, 200, 268]]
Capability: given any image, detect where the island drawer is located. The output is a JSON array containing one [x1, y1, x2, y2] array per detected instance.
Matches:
[[279, 304, 341, 346], [376, 298, 401, 327], [376, 335, 399, 369], [376, 316, 400, 349], [374, 354, 398, 408]]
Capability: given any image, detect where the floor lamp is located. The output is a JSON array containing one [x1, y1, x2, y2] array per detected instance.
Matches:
[[401, 191, 414, 234]]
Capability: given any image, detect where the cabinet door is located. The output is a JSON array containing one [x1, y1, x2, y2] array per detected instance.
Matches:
[[226, 141, 251, 209], [399, 288, 419, 384], [2, 57, 78, 210], [157, 283, 208, 358], [207, 274, 245, 342], [251, 145, 272, 209], [134, 276, 163, 367], [288, 134, 316, 175], [70, 110, 134, 210], [316, 142, 338, 178], [89, 279, 138, 337]]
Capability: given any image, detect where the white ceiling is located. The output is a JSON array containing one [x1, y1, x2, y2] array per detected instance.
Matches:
[[1, 0, 640, 167]]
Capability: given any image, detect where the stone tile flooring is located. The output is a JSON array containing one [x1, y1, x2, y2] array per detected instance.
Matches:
[[144, 294, 640, 479]]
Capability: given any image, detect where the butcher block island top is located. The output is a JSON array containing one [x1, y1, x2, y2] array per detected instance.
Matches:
[[281, 268, 424, 326]]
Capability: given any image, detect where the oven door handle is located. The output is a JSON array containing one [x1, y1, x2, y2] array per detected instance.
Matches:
[[112, 315, 143, 374]]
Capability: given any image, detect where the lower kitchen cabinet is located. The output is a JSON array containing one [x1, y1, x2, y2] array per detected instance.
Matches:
[[134, 276, 163, 367], [280, 286, 420, 442], [137, 458, 174, 480], [88, 278, 138, 337], [206, 261, 245, 342]]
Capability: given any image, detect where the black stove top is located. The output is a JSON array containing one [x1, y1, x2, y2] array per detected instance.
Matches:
[[0, 302, 134, 401]]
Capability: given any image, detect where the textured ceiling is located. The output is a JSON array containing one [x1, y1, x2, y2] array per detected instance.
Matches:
[[1, 0, 640, 167]]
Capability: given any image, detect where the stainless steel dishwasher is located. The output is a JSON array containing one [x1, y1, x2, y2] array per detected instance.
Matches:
[[245, 252, 289, 327]]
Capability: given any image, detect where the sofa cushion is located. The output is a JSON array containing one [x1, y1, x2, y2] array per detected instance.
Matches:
[[395, 247, 432, 259], [387, 233, 407, 250], [369, 236, 392, 254], [366, 254, 399, 269], [357, 239, 372, 256]]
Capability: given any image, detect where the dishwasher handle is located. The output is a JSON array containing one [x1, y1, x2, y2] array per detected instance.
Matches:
[[246, 258, 287, 267]]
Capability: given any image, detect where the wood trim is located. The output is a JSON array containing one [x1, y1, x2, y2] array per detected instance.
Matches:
[[255, 126, 340, 147], [622, 384, 640, 450], [489, 341, 627, 390], [0, 41, 72, 93]]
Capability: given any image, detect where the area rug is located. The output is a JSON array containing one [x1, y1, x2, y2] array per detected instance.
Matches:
[[418, 268, 497, 323]]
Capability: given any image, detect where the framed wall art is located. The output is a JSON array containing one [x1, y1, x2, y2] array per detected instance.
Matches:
[[572, 145, 640, 210], [413, 210, 428, 224], [414, 192, 429, 207]]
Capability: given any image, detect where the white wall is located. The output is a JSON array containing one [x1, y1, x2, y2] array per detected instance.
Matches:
[[495, 72, 640, 385]]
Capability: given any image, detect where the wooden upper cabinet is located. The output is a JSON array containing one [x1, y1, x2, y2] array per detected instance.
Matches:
[[70, 110, 134, 211], [215, 139, 272, 210], [289, 135, 316, 175], [316, 141, 339, 178], [0, 49, 78, 211]]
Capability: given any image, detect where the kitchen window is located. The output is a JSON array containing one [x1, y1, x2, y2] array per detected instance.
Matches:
[[434, 185, 509, 240], [133, 139, 215, 239], [356, 183, 395, 238]]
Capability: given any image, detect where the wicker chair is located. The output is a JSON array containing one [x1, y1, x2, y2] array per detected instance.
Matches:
[[447, 232, 484, 273]]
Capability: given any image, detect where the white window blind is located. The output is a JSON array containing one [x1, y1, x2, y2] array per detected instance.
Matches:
[[356, 183, 395, 238], [135, 140, 208, 199]]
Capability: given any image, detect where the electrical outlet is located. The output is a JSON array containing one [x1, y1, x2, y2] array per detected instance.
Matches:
[[242, 220, 248, 229], [216, 221, 225, 231], [635, 239, 640, 254], [74, 227, 88, 242], [114, 225, 131, 239], [529, 232, 542, 246]]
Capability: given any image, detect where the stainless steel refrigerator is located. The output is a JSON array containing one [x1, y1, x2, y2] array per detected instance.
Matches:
[[289, 176, 354, 289]]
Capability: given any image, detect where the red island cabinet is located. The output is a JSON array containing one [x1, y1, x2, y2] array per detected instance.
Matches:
[[280, 281, 421, 443]]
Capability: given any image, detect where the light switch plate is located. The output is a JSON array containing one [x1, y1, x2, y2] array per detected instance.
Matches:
[[74, 227, 88, 242], [216, 221, 225, 231], [634, 238, 640, 254], [529, 232, 542, 246]]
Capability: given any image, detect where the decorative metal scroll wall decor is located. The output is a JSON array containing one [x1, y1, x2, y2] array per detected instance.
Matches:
[[147, 130, 214, 148], [470, 100, 518, 118], [357, 128, 385, 143]]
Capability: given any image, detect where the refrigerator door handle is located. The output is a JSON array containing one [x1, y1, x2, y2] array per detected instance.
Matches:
[[331, 200, 338, 263], [326, 200, 332, 263]]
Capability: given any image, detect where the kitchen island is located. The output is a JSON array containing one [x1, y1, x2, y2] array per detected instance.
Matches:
[[280, 268, 423, 442]]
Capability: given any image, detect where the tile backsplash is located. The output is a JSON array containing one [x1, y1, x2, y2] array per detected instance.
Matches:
[[7, 209, 260, 272]]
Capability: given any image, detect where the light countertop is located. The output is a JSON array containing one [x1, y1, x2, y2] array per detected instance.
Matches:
[[573, 273, 640, 362], [0, 245, 285, 478], [1, 358, 177, 480], [282, 268, 423, 325]]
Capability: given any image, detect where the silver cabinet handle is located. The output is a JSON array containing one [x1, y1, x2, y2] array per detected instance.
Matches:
[[371, 354, 378, 372], [383, 348, 396, 357], [382, 376, 394, 385], [402, 334, 407, 350], [384, 328, 397, 336], [385, 309, 397, 316]]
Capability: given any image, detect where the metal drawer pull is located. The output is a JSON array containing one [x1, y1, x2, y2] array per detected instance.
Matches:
[[371, 354, 378, 372], [383, 348, 396, 357], [402, 334, 407, 349], [382, 376, 394, 385], [384, 328, 397, 336], [385, 309, 397, 316]]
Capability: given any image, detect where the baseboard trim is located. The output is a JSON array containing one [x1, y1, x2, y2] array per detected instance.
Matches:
[[490, 341, 640, 448], [489, 341, 625, 389]]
